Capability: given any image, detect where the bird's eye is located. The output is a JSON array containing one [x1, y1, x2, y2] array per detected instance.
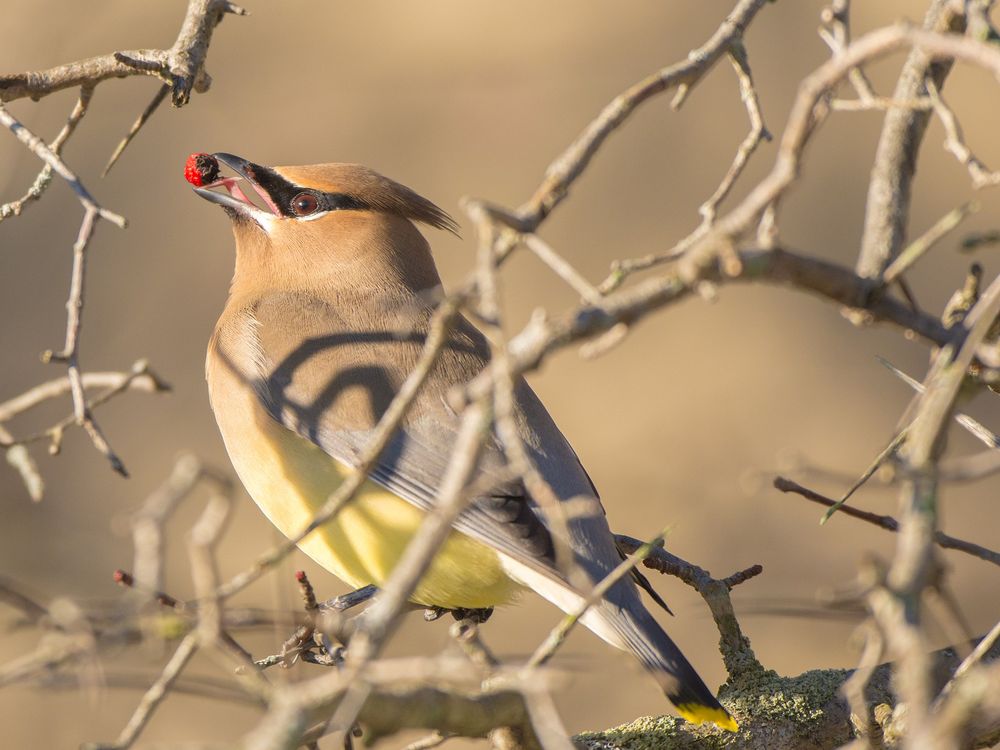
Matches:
[[290, 192, 320, 217]]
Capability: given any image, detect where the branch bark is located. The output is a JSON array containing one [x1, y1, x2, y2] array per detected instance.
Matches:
[[0, 0, 246, 105], [856, 1, 966, 280]]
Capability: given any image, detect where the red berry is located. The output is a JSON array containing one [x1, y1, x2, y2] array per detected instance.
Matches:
[[184, 152, 220, 187], [113, 569, 133, 586]]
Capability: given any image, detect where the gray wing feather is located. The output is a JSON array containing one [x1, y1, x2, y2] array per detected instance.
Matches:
[[248, 291, 615, 586], [243, 291, 705, 701]]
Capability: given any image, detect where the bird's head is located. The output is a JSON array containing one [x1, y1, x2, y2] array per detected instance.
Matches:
[[187, 152, 457, 295]]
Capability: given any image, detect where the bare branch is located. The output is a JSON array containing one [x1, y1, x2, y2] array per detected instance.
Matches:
[[0, 578, 48, 624], [877, 355, 1000, 449], [615, 534, 762, 676], [773, 477, 1000, 568], [465, 202, 582, 584], [0, 85, 92, 221], [940, 619, 1000, 702], [927, 78, 1000, 188], [84, 634, 199, 750], [0, 360, 170, 488], [401, 731, 454, 750], [520, 233, 603, 306], [2, 426, 43, 501], [856, 0, 965, 280], [882, 201, 981, 285], [460, 29, 1000, 418], [0, 0, 245, 105], [819, 0, 879, 102], [515, 0, 771, 228], [0, 105, 124, 226], [698, 43, 772, 226], [458, 243, 956, 411], [131, 454, 231, 593], [102, 84, 170, 177], [0, 363, 167, 424]]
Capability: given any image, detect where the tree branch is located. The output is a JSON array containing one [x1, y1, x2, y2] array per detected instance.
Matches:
[[0, 0, 245, 105], [856, 0, 966, 280]]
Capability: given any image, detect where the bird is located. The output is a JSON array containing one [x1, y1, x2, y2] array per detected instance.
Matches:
[[190, 151, 737, 731]]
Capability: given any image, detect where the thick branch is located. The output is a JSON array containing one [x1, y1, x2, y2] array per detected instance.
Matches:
[[459, 244, 953, 409], [0, 0, 245, 104], [578, 634, 1000, 750], [856, 0, 966, 279], [358, 686, 539, 749]]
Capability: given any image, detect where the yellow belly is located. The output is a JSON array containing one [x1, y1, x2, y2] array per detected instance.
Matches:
[[214, 384, 522, 609]]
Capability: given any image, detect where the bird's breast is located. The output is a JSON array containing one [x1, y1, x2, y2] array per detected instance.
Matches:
[[206, 341, 522, 609]]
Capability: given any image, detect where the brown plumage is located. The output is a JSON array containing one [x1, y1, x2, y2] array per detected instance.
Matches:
[[194, 152, 736, 730]]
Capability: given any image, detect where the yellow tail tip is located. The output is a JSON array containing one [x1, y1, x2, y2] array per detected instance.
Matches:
[[676, 704, 739, 732]]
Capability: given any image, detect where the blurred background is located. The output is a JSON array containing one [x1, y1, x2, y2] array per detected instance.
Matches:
[[2, 1, 1000, 747]]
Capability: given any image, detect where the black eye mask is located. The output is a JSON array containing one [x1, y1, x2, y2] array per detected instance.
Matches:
[[246, 164, 368, 218]]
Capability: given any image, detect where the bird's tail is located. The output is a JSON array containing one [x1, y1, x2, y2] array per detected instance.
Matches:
[[594, 599, 739, 732], [498, 553, 736, 730]]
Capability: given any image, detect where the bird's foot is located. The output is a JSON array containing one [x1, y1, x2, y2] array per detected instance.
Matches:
[[250, 575, 377, 671], [423, 605, 494, 624]]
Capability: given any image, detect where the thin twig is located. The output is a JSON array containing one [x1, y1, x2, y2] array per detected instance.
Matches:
[[614, 534, 762, 675], [0, 104, 124, 226], [939, 448, 1000, 482], [466, 202, 581, 584], [85, 634, 199, 750], [520, 233, 604, 305], [819, 0, 879, 103], [0, 85, 93, 221], [773, 477, 1000, 568], [897, 269, 1000, 628], [0, 578, 48, 623], [882, 201, 981, 284], [2, 425, 43, 501], [829, 96, 932, 112], [103, 83, 170, 176], [842, 621, 885, 740], [820, 430, 909, 523], [515, 0, 771, 228], [698, 43, 772, 226], [938, 618, 1000, 702], [877, 356, 1000, 449], [0, 362, 167, 424], [343, 397, 494, 662], [927, 78, 1000, 189], [132, 454, 231, 594], [48, 207, 129, 474]]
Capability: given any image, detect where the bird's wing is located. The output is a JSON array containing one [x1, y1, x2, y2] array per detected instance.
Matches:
[[233, 289, 616, 584], [214, 289, 730, 725]]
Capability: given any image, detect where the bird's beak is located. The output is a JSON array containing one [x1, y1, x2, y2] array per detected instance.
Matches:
[[192, 153, 282, 217]]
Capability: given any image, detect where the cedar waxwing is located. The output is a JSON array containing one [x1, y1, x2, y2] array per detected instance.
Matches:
[[191, 152, 736, 731]]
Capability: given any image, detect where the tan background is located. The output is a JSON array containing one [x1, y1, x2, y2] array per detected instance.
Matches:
[[2, 1, 999, 747]]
